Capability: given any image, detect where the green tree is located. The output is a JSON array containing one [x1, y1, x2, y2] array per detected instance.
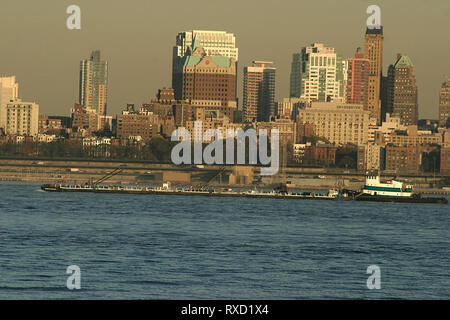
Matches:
[[148, 137, 172, 161]]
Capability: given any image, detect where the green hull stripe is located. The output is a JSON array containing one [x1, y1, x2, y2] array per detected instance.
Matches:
[[364, 186, 412, 192]]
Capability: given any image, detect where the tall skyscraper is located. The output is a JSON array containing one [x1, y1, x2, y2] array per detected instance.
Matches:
[[289, 52, 302, 98], [79, 50, 108, 115], [439, 79, 450, 127], [365, 27, 384, 124], [0, 76, 19, 130], [380, 75, 390, 122], [386, 54, 418, 126], [243, 61, 276, 122], [172, 30, 238, 103], [172, 32, 237, 119], [172, 42, 237, 119], [289, 43, 344, 103], [344, 48, 369, 110]]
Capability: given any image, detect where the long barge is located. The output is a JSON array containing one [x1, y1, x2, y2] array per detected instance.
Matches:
[[40, 182, 448, 204]]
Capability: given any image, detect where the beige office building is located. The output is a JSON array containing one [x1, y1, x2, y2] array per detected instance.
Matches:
[[368, 113, 406, 144], [0, 76, 19, 130], [297, 102, 370, 145], [4, 99, 39, 136], [388, 125, 443, 146]]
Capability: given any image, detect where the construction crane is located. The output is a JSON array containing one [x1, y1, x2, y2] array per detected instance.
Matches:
[[198, 165, 228, 189], [89, 165, 126, 186]]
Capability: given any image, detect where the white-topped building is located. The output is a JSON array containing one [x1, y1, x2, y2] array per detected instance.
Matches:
[[4, 99, 39, 137], [290, 43, 344, 102], [174, 30, 238, 60], [0, 76, 19, 130]]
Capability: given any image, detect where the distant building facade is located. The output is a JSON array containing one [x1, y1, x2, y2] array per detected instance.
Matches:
[[290, 43, 344, 103], [439, 79, 450, 127], [296, 102, 370, 145], [116, 104, 160, 141], [173, 30, 238, 62], [368, 113, 406, 144], [388, 125, 442, 147], [277, 97, 309, 121], [344, 48, 369, 110], [39, 115, 62, 133], [0, 76, 19, 130], [79, 50, 108, 115], [172, 30, 238, 107], [256, 116, 297, 145], [441, 148, 450, 174], [385, 145, 422, 174], [172, 40, 237, 118], [386, 54, 419, 126], [365, 27, 384, 124], [71, 103, 111, 132], [293, 142, 336, 165], [4, 99, 39, 136], [243, 61, 276, 122], [358, 143, 385, 171], [441, 130, 450, 174]]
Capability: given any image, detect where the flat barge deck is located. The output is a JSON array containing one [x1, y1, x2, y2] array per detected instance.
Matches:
[[40, 184, 448, 204]]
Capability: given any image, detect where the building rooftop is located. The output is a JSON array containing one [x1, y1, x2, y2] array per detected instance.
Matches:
[[182, 54, 232, 68], [365, 26, 383, 35], [394, 55, 414, 67]]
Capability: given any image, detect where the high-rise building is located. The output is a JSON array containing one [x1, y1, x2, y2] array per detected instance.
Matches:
[[365, 27, 384, 124], [343, 48, 369, 110], [243, 61, 276, 122], [439, 79, 450, 127], [386, 54, 418, 126], [4, 99, 39, 136], [289, 43, 344, 103], [289, 53, 302, 99], [0, 76, 19, 130], [441, 130, 450, 173], [173, 30, 238, 102], [79, 50, 108, 115], [380, 75, 390, 122], [172, 38, 237, 120]]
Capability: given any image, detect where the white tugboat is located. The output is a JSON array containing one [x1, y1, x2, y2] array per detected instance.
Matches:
[[362, 174, 413, 197]]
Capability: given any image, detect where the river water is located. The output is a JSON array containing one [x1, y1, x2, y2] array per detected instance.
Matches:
[[0, 182, 448, 299]]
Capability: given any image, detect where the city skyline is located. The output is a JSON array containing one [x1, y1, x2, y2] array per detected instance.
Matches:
[[0, 0, 448, 119]]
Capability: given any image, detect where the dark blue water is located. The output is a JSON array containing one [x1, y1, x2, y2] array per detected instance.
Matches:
[[0, 182, 448, 299]]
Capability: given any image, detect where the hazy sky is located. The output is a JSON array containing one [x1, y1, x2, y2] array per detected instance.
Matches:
[[0, 0, 449, 119]]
